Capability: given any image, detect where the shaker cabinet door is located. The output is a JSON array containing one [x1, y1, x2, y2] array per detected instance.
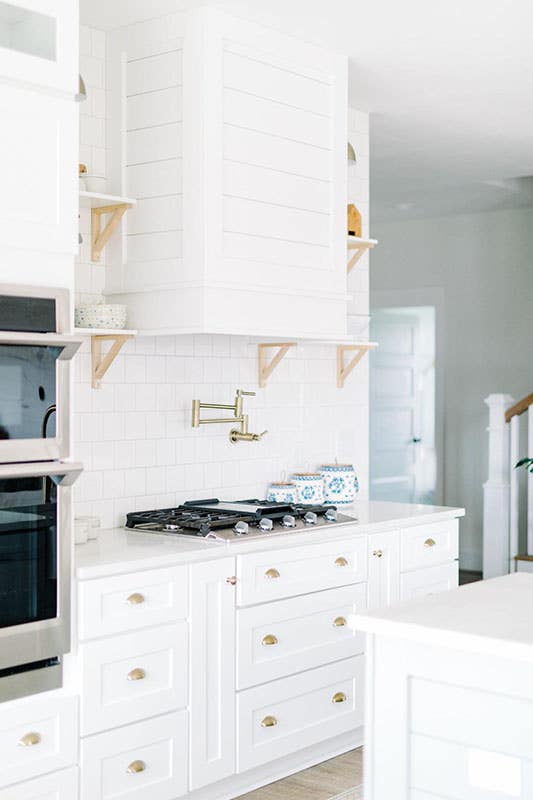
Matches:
[[367, 531, 401, 610], [0, 0, 77, 94], [189, 557, 236, 790], [0, 84, 77, 258]]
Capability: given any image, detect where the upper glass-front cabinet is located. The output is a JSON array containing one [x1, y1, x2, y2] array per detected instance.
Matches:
[[0, 0, 77, 94]]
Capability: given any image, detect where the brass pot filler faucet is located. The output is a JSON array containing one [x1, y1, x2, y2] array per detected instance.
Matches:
[[192, 389, 268, 443]]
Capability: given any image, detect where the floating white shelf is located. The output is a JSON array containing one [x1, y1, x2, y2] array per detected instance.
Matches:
[[74, 327, 137, 389], [74, 327, 138, 337], [346, 235, 378, 273], [79, 191, 136, 263]]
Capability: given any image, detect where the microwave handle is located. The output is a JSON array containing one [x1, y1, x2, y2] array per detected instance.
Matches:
[[0, 461, 83, 485]]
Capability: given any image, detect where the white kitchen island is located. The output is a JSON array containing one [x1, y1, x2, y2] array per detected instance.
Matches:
[[358, 572, 533, 800]]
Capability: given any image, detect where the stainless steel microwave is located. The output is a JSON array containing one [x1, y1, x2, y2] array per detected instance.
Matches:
[[0, 285, 81, 463]]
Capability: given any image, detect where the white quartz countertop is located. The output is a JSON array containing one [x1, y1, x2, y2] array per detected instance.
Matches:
[[357, 572, 533, 663], [75, 501, 464, 580]]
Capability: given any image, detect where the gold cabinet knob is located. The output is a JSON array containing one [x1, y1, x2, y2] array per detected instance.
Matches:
[[226, 576, 237, 585], [265, 568, 280, 579], [262, 634, 278, 646], [18, 732, 41, 747], [373, 549, 383, 558], [127, 667, 146, 681], [332, 692, 347, 704], [126, 592, 145, 605], [335, 557, 348, 567], [424, 538, 436, 548], [333, 616, 347, 627], [126, 760, 146, 774], [261, 715, 278, 728]]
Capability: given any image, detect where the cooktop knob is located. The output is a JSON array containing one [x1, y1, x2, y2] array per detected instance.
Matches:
[[282, 514, 296, 528], [165, 523, 180, 531], [304, 511, 318, 525], [324, 508, 337, 522], [259, 517, 274, 532], [234, 521, 249, 535]]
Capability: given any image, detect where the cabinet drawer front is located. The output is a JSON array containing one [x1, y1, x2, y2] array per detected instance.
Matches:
[[401, 520, 458, 573], [237, 657, 364, 772], [80, 623, 188, 735], [237, 536, 367, 606], [0, 695, 77, 789], [81, 712, 188, 800], [237, 585, 367, 689], [0, 767, 78, 800], [78, 566, 188, 640], [400, 562, 458, 602]]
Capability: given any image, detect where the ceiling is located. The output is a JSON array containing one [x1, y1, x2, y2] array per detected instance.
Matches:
[[81, 0, 533, 222]]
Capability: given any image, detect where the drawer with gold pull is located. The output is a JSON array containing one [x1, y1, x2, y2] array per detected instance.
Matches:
[[0, 695, 77, 789], [237, 657, 363, 772], [80, 711, 187, 800], [237, 584, 366, 688], [236, 536, 367, 606], [80, 622, 188, 735], [400, 520, 459, 573], [78, 565, 189, 640]]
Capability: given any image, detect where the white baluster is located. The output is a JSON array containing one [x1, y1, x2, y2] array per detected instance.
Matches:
[[483, 393, 514, 578], [509, 415, 519, 571]]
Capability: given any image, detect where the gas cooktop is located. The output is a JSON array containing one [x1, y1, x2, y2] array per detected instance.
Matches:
[[125, 498, 357, 543]]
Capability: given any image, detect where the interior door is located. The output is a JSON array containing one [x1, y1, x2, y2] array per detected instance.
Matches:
[[370, 311, 424, 503]]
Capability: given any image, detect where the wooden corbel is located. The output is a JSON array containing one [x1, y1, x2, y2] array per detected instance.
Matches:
[[258, 343, 297, 387], [91, 202, 133, 262]]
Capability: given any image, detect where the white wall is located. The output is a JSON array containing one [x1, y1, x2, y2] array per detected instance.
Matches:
[[72, 27, 371, 529], [371, 208, 533, 570]]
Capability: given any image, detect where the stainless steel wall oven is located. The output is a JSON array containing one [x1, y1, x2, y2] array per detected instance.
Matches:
[[0, 285, 82, 701]]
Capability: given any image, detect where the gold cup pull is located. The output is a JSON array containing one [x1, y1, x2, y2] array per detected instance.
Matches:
[[424, 538, 436, 548], [332, 692, 347, 704], [226, 576, 237, 585], [127, 667, 146, 681], [335, 557, 348, 567], [18, 732, 41, 747], [262, 634, 278, 646], [261, 715, 278, 728], [333, 616, 347, 627], [127, 760, 146, 774], [265, 568, 280, 579], [373, 549, 383, 558], [126, 592, 145, 605]]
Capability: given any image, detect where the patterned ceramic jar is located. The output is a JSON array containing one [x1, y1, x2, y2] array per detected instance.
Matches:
[[291, 473, 324, 505], [266, 482, 297, 503], [319, 464, 359, 505]]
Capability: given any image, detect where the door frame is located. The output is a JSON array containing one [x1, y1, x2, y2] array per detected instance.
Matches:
[[371, 287, 445, 506]]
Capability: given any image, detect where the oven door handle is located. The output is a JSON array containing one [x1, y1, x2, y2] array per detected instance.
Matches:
[[0, 461, 83, 484]]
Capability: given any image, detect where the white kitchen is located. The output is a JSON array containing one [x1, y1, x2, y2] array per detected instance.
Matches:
[[1, 2, 532, 800]]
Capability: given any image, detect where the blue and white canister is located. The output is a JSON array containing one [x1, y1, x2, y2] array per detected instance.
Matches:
[[291, 473, 324, 505], [267, 482, 297, 504], [320, 464, 359, 505]]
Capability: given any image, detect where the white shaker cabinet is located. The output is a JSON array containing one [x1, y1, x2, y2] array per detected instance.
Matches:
[[367, 531, 401, 610], [0, 0, 77, 94], [189, 557, 236, 790], [106, 8, 348, 339]]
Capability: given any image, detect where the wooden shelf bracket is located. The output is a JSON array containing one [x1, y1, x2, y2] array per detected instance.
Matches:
[[337, 343, 377, 388], [258, 342, 297, 387], [91, 202, 133, 262], [91, 333, 133, 389], [347, 237, 377, 273]]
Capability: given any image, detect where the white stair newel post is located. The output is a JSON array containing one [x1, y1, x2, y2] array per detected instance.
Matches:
[[483, 394, 514, 578], [528, 405, 533, 554], [509, 415, 519, 571]]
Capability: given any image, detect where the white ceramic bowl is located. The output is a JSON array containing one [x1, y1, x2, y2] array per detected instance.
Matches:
[[75, 303, 127, 330]]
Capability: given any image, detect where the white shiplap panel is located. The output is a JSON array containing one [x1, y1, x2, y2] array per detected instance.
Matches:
[[127, 87, 182, 130], [223, 50, 331, 116], [224, 88, 331, 149], [222, 232, 329, 271], [127, 159, 182, 199], [224, 126, 331, 181], [127, 50, 182, 96], [128, 195, 183, 235], [121, 259, 183, 290], [223, 196, 329, 246], [127, 123, 182, 165], [223, 161, 330, 214], [128, 231, 183, 262]]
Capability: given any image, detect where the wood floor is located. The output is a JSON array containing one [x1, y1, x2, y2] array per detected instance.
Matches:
[[236, 748, 363, 800]]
